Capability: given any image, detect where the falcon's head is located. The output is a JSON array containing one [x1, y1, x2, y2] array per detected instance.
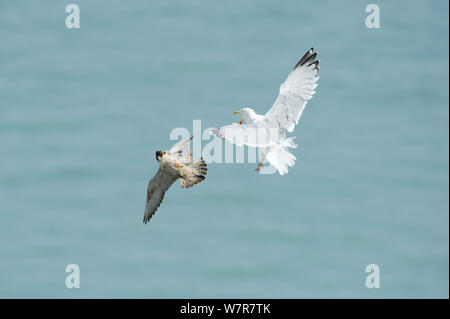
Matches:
[[155, 151, 165, 162]]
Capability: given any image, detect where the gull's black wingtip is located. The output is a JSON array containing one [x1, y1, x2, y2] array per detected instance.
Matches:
[[294, 47, 320, 72]]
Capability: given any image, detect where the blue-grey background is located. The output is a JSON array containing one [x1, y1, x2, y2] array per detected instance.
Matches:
[[0, 0, 448, 298]]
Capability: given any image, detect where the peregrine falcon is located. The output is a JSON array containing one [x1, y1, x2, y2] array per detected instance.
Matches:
[[144, 137, 207, 223]]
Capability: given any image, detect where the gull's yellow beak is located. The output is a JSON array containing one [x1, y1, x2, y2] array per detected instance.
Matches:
[[233, 111, 243, 124]]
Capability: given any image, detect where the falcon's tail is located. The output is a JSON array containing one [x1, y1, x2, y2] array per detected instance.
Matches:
[[180, 158, 207, 188], [266, 137, 297, 176]]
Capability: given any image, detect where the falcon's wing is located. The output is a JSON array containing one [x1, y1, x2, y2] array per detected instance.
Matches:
[[167, 136, 193, 158], [265, 48, 319, 134], [143, 168, 177, 223]]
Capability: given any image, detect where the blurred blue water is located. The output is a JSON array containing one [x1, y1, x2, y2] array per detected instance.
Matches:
[[0, 0, 448, 298]]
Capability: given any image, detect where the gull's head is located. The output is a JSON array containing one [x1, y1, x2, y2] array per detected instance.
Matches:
[[233, 107, 255, 124], [155, 151, 165, 162]]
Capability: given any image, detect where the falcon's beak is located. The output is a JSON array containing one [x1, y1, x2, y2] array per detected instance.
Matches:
[[161, 151, 166, 155]]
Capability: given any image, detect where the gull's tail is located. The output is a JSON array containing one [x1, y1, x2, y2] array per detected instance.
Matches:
[[266, 137, 297, 175], [180, 158, 208, 188]]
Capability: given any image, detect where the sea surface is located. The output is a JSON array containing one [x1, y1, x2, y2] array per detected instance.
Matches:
[[0, 0, 448, 298]]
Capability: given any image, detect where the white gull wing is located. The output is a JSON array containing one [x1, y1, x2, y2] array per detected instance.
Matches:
[[211, 123, 279, 148], [264, 48, 319, 134], [212, 48, 319, 148]]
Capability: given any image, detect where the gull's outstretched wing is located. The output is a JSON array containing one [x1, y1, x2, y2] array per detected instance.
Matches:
[[211, 123, 276, 148], [144, 168, 177, 223], [265, 48, 319, 133], [212, 48, 319, 148], [167, 136, 193, 158]]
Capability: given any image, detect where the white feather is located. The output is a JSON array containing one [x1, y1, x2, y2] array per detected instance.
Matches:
[[211, 48, 319, 175]]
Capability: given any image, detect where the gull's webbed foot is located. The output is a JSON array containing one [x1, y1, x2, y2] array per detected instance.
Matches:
[[255, 162, 264, 172]]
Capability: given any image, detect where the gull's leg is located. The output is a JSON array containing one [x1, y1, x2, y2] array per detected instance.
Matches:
[[255, 150, 266, 171]]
